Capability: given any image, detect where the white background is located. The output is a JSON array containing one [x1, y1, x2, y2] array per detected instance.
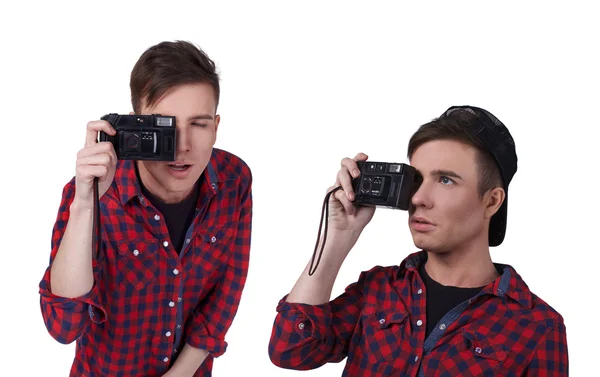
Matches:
[[1, 1, 597, 375]]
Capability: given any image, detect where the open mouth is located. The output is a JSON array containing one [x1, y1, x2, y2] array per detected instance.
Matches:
[[168, 164, 191, 171]]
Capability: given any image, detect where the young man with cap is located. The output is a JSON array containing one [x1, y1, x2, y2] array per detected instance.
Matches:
[[268, 106, 568, 376], [38, 41, 253, 377]]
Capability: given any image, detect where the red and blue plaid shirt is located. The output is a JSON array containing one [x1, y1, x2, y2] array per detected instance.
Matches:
[[39, 148, 252, 377], [269, 251, 568, 376]]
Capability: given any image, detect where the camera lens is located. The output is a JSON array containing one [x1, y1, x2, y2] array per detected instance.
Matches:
[[124, 132, 140, 150], [360, 178, 372, 193]]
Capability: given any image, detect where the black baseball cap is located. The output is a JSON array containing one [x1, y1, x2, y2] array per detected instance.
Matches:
[[439, 105, 518, 246]]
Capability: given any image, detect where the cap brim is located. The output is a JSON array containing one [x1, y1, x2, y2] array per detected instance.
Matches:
[[489, 191, 508, 246]]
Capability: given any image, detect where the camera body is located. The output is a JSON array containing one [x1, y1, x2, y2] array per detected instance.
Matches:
[[351, 161, 416, 210], [98, 113, 177, 161]]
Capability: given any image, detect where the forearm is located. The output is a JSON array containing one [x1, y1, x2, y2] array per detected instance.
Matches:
[[164, 344, 208, 377], [50, 200, 95, 297], [286, 230, 360, 305]]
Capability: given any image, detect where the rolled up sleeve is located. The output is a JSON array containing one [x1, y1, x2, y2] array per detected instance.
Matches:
[[268, 274, 365, 370], [38, 178, 107, 344]]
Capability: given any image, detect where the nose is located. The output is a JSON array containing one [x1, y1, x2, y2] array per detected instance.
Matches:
[[176, 126, 191, 153], [411, 179, 432, 210]]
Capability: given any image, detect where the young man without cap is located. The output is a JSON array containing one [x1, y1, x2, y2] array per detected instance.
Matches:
[[39, 40, 253, 377], [269, 106, 568, 376]]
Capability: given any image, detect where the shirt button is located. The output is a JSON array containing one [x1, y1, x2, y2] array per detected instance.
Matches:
[[298, 322, 305, 330], [379, 318, 386, 324], [211, 183, 217, 190], [169, 301, 175, 307], [185, 238, 191, 244], [177, 297, 182, 302], [414, 356, 419, 362], [133, 249, 139, 256], [173, 269, 179, 275], [211, 236, 217, 243], [475, 347, 482, 354], [163, 241, 169, 247], [173, 348, 178, 353], [177, 324, 182, 329], [417, 320, 423, 326], [154, 214, 160, 221], [166, 331, 172, 337], [163, 357, 169, 362], [417, 289, 423, 294], [439, 323, 446, 330]]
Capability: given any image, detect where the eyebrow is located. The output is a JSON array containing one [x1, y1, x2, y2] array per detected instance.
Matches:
[[431, 169, 463, 180], [188, 114, 214, 121]]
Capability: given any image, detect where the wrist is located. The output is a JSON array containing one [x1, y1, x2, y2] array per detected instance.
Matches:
[[326, 229, 362, 250], [70, 199, 95, 214]]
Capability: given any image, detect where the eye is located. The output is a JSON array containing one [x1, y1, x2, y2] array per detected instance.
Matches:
[[192, 122, 208, 128], [440, 176, 455, 185]]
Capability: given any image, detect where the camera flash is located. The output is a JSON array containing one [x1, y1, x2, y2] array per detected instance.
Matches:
[[388, 164, 402, 173], [156, 117, 173, 127]]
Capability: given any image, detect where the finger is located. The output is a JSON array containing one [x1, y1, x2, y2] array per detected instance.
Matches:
[[85, 120, 116, 147], [341, 157, 361, 180], [77, 142, 116, 159], [333, 189, 355, 215], [77, 165, 109, 182], [337, 167, 356, 201], [353, 152, 369, 161], [76, 153, 113, 169]]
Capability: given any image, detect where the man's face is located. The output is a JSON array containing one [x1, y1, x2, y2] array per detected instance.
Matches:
[[136, 82, 219, 203], [407, 139, 503, 254]]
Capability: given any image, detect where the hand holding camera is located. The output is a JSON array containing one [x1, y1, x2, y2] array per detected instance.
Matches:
[[327, 152, 416, 233], [308, 152, 417, 275], [327, 153, 377, 235], [73, 120, 118, 209]]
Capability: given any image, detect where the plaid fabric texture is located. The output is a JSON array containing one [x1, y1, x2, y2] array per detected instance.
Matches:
[[39, 148, 253, 377], [269, 251, 568, 376]]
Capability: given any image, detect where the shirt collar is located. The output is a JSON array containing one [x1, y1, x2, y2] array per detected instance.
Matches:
[[400, 250, 533, 308], [115, 150, 221, 207]]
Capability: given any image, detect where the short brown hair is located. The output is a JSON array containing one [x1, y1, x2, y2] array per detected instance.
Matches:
[[130, 40, 220, 113], [407, 110, 503, 198]]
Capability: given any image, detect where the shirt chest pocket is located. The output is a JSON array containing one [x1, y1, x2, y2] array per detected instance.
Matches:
[[116, 240, 160, 291], [441, 331, 508, 377], [191, 226, 236, 278], [360, 304, 410, 365]]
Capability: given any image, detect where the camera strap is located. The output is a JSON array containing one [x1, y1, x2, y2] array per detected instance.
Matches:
[[92, 177, 101, 261], [308, 185, 343, 276]]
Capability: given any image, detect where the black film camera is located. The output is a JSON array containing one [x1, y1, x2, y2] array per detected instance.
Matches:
[[98, 113, 176, 161], [351, 161, 417, 210]]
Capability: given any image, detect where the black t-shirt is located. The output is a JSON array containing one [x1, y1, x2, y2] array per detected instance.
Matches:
[[137, 170, 201, 254], [418, 263, 485, 338]]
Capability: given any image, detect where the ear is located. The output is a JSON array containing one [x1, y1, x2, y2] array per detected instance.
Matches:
[[484, 187, 505, 219], [213, 114, 221, 144]]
